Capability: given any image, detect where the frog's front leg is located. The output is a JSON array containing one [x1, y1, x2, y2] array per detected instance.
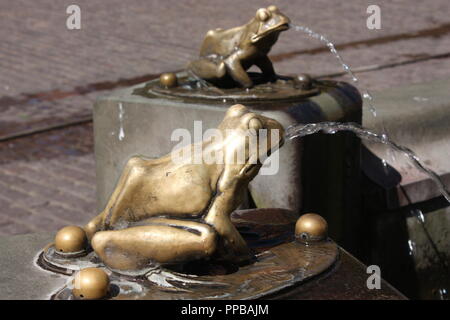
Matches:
[[91, 218, 218, 272], [254, 55, 276, 81], [204, 187, 252, 263], [224, 51, 253, 88]]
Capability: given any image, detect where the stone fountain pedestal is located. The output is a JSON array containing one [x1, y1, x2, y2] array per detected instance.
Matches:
[[92, 73, 362, 250], [0, 232, 405, 300]]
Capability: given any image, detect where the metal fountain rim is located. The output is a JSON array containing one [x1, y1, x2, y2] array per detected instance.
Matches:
[[133, 72, 322, 103]]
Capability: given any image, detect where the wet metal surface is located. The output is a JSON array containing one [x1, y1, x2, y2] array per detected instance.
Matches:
[[0, 231, 404, 300], [134, 73, 320, 103], [39, 208, 339, 300], [272, 247, 406, 300], [48, 240, 338, 300]]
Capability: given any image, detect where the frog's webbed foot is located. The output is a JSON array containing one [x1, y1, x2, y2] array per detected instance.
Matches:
[[84, 213, 105, 241], [90, 218, 218, 273]]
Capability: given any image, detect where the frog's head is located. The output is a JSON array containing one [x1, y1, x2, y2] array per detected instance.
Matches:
[[250, 5, 290, 43], [216, 104, 284, 189]]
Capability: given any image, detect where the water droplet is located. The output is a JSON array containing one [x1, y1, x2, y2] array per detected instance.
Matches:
[[412, 209, 425, 223], [363, 93, 373, 100], [323, 128, 336, 134], [408, 239, 415, 256], [118, 103, 125, 141], [438, 288, 448, 300]]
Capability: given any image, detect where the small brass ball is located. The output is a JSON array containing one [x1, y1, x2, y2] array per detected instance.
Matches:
[[160, 72, 178, 88], [296, 73, 313, 90], [295, 213, 328, 243], [55, 226, 87, 253], [72, 268, 110, 300]]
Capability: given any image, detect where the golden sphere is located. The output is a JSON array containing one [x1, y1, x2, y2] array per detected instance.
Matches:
[[159, 72, 178, 88], [295, 213, 328, 243], [55, 226, 87, 253], [296, 73, 313, 90], [72, 268, 110, 300]]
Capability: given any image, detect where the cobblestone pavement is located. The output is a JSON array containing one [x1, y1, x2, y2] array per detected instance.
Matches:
[[0, 124, 95, 235], [1, 0, 450, 135], [0, 0, 449, 235]]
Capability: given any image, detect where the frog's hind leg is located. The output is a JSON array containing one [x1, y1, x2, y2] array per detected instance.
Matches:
[[187, 58, 226, 81], [91, 218, 218, 272], [84, 156, 144, 240]]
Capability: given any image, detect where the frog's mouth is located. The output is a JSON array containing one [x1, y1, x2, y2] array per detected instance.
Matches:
[[240, 136, 285, 176], [251, 23, 290, 43]]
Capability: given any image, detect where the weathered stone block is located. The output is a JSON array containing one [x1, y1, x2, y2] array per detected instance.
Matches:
[[93, 75, 362, 243]]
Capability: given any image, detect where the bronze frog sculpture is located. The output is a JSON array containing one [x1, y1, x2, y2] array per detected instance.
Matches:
[[83, 104, 284, 272], [187, 5, 290, 88]]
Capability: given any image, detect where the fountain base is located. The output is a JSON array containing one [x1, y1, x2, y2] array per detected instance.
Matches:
[[37, 209, 339, 300], [93, 72, 362, 248], [0, 228, 404, 300]]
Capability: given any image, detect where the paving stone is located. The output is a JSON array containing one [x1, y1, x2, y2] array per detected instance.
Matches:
[[0, 222, 35, 236], [0, 124, 96, 235], [0, 215, 12, 227], [49, 191, 95, 213], [36, 203, 92, 226], [0, 183, 36, 205], [20, 214, 65, 233], [0, 205, 33, 220]]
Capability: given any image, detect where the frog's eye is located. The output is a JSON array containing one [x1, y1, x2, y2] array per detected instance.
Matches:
[[226, 104, 248, 117], [268, 5, 279, 13], [248, 118, 263, 132], [256, 8, 271, 22]]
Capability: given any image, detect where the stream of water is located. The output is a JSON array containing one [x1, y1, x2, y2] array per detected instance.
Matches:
[[288, 24, 378, 117], [285, 122, 450, 204], [285, 22, 449, 300], [188, 23, 449, 297], [286, 121, 450, 299], [288, 23, 395, 167]]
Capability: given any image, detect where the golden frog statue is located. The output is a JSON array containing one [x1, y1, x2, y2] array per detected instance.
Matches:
[[83, 104, 284, 272], [187, 5, 290, 88]]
